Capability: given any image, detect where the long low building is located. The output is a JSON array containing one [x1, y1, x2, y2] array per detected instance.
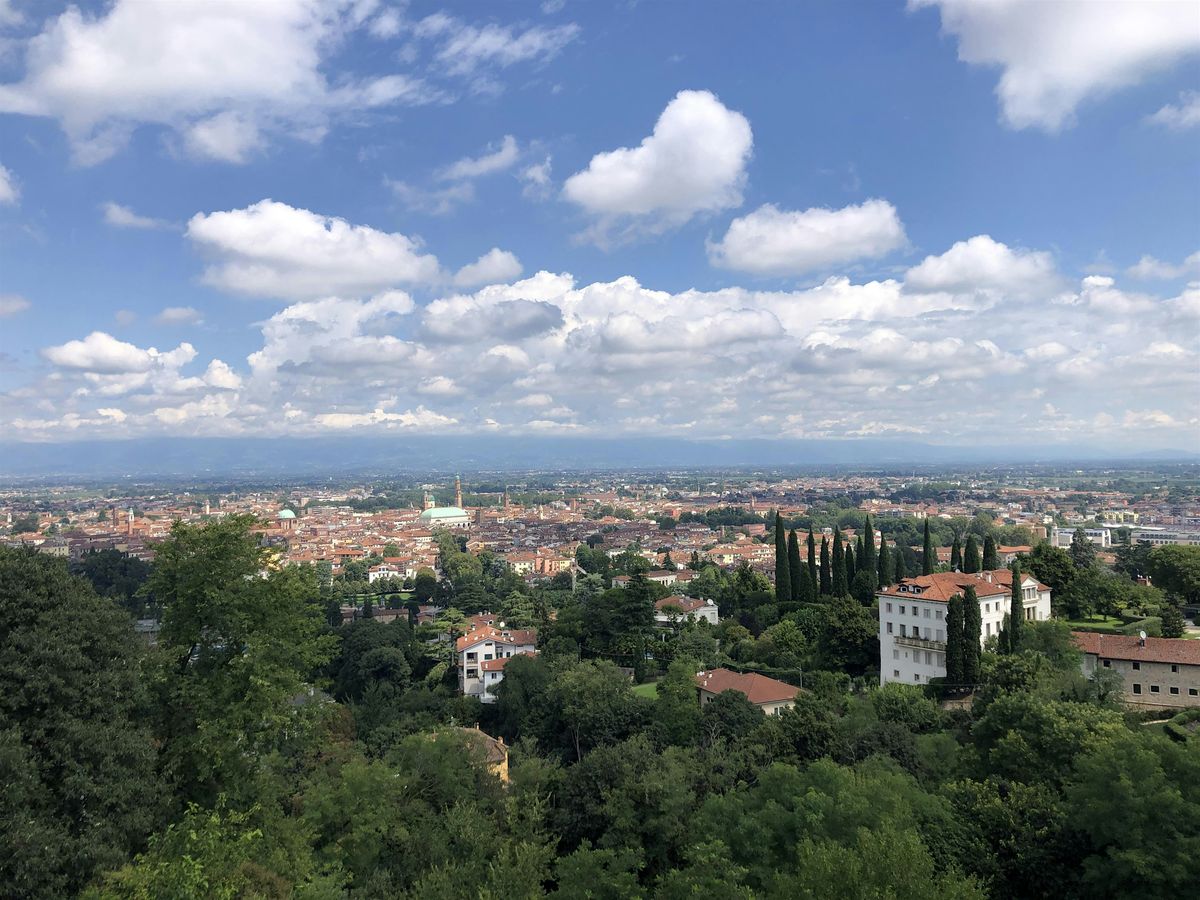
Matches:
[[1073, 631, 1200, 709]]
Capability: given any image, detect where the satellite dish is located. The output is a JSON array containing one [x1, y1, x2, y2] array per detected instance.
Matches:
[[1139, 631, 1147, 641]]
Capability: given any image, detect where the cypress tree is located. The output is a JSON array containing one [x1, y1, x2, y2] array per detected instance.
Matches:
[[861, 514, 876, 580], [832, 527, 848, 596], [962, 584, 981, 685], [787, 529, 804, 603], [922, 518, 935, 575], [982, 534, 998, 571], [877, 537, 892, 587], [819, 536, 832, 596], [893, 545, 906, 582], [946, 593, 965, 689], [950, 536, 962, 571], [1007, 561, 1023, 653], [963, 534, 981, 573], [806, 527, 818, 596], [846, 542, 857, 585], [774, 513, 790, 604]]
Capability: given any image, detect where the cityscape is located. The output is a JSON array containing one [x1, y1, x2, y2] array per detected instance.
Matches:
[[1, 2, 1199, 898]]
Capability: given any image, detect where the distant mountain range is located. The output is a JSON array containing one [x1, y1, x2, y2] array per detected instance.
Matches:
[[0, 437, 1196, 481]]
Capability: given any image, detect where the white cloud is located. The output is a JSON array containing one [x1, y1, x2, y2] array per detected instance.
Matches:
[[563, 90, 753, 237], [102, 201, 171, 230], [904, 235, 1060, 297], [186, 199, 442, 298], [0, 161, 18, 205], [0, 294, 30, 316], [453, 248, 523, 288], [313, 406, 458, 429], [1147, 91, 1200, 130], [1127, 251, 1200, 280], [708, 199, 906, 276], [202, 359, 243, 390], [438, 134, 519, 181], [519, 155, 553, 199], [911, 0, 1200, 131], [368, 6, 403, 39], [415, 13, 580, 77], [0, 1, 434, 164], [154, 306, 203, 326], [42, 331, 195, 374], [387, 179, 475, 216]]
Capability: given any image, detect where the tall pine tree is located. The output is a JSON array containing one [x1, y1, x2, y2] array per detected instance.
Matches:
[[962, 584, 981, 685], [982, 534, 999, 571], [877, 537, 892, 587], [774, 513, 790, 604], [832, 527, 848, 597], [946, 593, 965, 689], [787, 529, 804, 603], [846, 542, 857, 585], [893, 545, 906, 582], [950, 536, 962, 571], [963, 534, 981, 573], [819, 536, 832, 596], [806, 527, 818, 597], [1006, 561, 1023, 653], [861, 515, 876, 586], [922, 518, 935, 575]]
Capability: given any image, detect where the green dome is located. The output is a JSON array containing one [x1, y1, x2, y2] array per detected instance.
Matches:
[[278, 509, 297, 519], [419, 506, 468, 521]]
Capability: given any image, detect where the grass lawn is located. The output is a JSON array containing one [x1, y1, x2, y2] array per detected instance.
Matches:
[[1063, 615, 1124, 632], [632, 682, 659, 699]]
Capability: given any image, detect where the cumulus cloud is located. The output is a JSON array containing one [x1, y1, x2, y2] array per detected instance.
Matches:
[[911, 0, 1200, 131], [42, 332, 194, 374], [453, 248, 523, 288], [904, 235, 1060, 297], [313, 406, 458, 429], [1127, 251, 1200, 281], [0, 294, 30, 317], [0, 161, 17, 205], [187, 199, 442, 299], [102, 201, 171, 230], [563, 90, 752, 238], [1147, 91, 1200, 130], [0, 1, 436, 165], [708, 199, 906, 276]]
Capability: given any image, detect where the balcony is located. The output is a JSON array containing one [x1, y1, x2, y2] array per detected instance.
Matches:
[[894, 635, 946, 652]]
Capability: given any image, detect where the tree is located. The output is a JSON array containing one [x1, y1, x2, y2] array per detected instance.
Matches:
[[962, 584, 982, 686], [0, 548, 160, 897], [950, 537, 962, 571], [413, 568, 438, 602], [807, 527, 818, 598], [787, 529, 804, 603], [1069, 527, 1096, 570], [1161, 601, 1186, 639], [1006, 561, 1023, 653], [1149, 545, 1200, 603], [892, 545, 906, 582], [860, 515, 876, 585], [700, 690, 765, 745], [845, 542, 857, 587], [819, 536, 832, 596], [774, 513, 790, 604], [547, 661, 646, 761], [922, 518, 935, 575], [876, 537, 892, 588], [945, 593, 965, 689], [982, 534, 999, 571], [146, 515, 334, 807], [832, 527, 848, 597], [1027, 542, 1075, 596], [963, 535, 981, 573]]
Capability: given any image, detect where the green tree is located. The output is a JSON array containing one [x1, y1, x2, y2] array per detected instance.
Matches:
[[962, 585, 982, 686], [860, 514, 876, 587], [922, 518, 935, 575], [963, 535, 981, 573], [1160, 601, 1186, 638], [654, 656, 703, 747], [877, 536, 892, 588], [819, 535, 831, 596], [1027, 541, 1075, 596], [832, 527, 848, 597], [0, 548, 160, 898], [1070, 527, 1097, 570], [548, 660, 647, 761], [413, 568, 438, 602], [1148, 545, 1200, 603], [950, 536, 962, 571], [145, 516, 334, 807], [893, 544, 907, 582], [846, 542, 857, 586], [787, 529, 805, 603], [774, 514, 790, 604], [1005, 562, 1023, 654], [945, 593, 965, 688], [982, 534, 999, 571]]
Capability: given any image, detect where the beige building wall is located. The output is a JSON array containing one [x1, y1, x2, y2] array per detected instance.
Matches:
[[1082, 654, 1200, 710]]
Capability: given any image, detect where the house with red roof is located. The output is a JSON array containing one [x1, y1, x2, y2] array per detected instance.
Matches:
[[457, 625, 538, 703], [1073, 631, 1200, 710], [694, 667, 800, 715]]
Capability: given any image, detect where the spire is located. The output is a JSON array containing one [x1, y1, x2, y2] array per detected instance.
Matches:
[[455, 474, 463, 509]]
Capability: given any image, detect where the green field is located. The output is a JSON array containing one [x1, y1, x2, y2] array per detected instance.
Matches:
[[1063, 615, 1124, 633], [632, 681, 659, 699]]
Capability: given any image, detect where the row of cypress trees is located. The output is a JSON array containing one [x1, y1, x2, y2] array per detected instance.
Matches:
[[945, 560, 1025, 690], [923, 519, 1001, 574], [775, 512, 908, 604]]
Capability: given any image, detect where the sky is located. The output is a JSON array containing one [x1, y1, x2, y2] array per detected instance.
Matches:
[[0, 0, 1198, 454]]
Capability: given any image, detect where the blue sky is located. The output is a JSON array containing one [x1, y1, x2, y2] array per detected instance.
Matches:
[[0, 0, 1197, 450]]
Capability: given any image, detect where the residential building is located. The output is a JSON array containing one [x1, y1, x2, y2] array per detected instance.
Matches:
[[1073, 632, 1200, 710], [654, 594, 719, 626], [877, 569, 1052, 685], [458, 625, 538, 702], [1051, 526, 1112, 549], [1128, 528, 1200, 547], [694, 667, 799, 715]]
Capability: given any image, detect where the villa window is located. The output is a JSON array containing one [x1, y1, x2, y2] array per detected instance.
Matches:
[[1132, 662, 1140, 670], [466, 652, 477, 661], [466, 668, 478, 679], [1133, 684, 1142, 694], [1150, 685, 1160, 694], [887, 623, 893, 634]]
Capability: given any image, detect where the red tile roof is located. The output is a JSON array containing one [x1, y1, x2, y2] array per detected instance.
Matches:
[[694, 668, 799, 705], [1072, 632, 1200, 666], [876, 569, 1049, 604], [456, 626, 538, 652], [656, 594, 712, 614]]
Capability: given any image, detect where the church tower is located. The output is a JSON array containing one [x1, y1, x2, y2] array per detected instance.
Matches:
[[454, 474, 463, 509]]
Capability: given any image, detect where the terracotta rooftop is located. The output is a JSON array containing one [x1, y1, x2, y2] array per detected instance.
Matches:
[[1072, 632, 1200, 666], [877, 569, 1049, 603], [656, 594, 712, 613], [694, 667, 799, 705], [456, 625, 538, 652]]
